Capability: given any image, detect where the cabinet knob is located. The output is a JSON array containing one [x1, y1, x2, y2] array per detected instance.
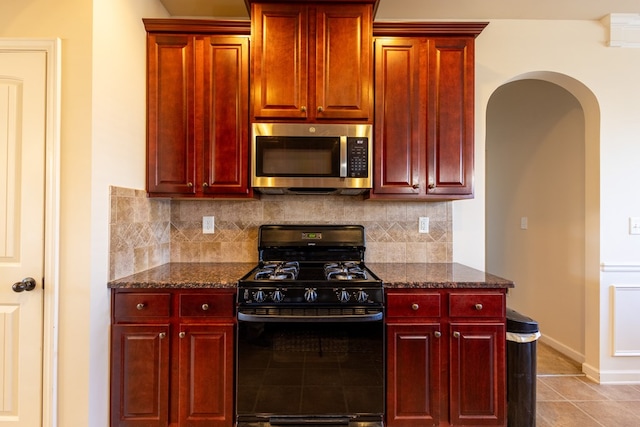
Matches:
[[187, 182, 193, 187], [411, 303, 419, 311], [300, 106, 307, 113], [427, 183, 435, 189], [136, 303, 146, 310], [201, 303, 209, 311], [317, 106, 324, 113], [475, 303, 483, 311], [412, 183, 420, 189], [159, 332, 166, 339], [179, 332, 186, 338], [202, 182, 209, 187], [453, 331, 461, 339], [434, 331, 441, 338]]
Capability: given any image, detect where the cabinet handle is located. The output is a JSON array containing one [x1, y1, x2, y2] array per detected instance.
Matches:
[[201, 303, 209, 311], [317, 106, 324, 113], [412, 183, 420, 189], [475, 303, 483, 311], [187, 182, 193, 187], [179, 332, 186, 338], [202, 182, 209, 187], [300, 106, 307, 113], [427, 183, 435, 189], [411, 303, 419, 311], [453, 331, 461, 339], [434, 331, 441, 338], [159, 332, 166, 339], [136, 303, 146, 310]]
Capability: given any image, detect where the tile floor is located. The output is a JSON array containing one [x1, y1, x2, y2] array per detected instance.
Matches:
[[535, 342, 640, 426]]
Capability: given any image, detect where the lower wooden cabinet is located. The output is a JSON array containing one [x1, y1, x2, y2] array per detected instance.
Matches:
[[110, 289, 235, 427], [385, 289, 507, 427]]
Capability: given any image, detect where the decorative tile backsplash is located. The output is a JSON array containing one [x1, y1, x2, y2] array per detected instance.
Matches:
[[109, 186, 452, 280]]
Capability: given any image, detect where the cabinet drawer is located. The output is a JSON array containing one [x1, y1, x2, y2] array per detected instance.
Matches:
[[386, 292, 441, 318], [179, 292, 235, 318], [113, 292, 171, 320], [449, 292, 504, 318]]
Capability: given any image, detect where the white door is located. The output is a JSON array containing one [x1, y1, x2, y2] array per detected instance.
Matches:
[[0, 50, 47, 426]]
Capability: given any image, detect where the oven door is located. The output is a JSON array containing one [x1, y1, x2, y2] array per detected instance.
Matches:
[[236, 315, 384, 427]]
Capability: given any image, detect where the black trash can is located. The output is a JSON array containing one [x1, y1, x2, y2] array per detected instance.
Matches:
[[506, 308, 540, 427]]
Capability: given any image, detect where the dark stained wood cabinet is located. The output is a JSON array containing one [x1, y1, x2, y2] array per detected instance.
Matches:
[[369, 23, 487, 200], [385, 289, 506, 427], [145, 19, 253, 198], [249, 1, 374, 122], [110, 289, 235, 427]]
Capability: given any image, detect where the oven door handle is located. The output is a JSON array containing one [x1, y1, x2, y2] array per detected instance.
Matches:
[[237, 311, 383, 323]]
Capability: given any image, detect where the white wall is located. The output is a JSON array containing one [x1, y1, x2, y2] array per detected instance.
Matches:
[[454, 18, 640, 382], [90, 0, 168, 424]]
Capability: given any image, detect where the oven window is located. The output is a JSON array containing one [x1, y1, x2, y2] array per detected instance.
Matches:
[[236, 321, 384, 419], [255, 136, 340, 177]]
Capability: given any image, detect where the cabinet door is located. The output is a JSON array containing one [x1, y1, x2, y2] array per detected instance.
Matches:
[[201, 36, 251, 195], [372, 38, 427, 196], [251, 3, 308, 119], [147, 34, 196, 195], [314, 4, 373, 120], [178, 323, 235, 427], [449, 322, 506, 426], [426, 38, 474, 197], [386, 323, 442, 427], [111, 325, 170, 427]]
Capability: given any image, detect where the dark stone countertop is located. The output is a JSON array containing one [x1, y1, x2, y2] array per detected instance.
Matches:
[[108, 262, 514, 290]]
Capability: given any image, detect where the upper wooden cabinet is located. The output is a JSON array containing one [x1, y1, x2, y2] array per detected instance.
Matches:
[[145, 19, 253, 198], [369, 23, 487, 200], [249, 1, 374, 122]]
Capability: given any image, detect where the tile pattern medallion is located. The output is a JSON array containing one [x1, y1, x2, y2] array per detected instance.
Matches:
[[109, 186, 452, 280]]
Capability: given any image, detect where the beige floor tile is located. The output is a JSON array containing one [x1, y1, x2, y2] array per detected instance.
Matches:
[[537, 401, 603, 426], [539, 376, 608, 401], [573, 400, 640, 427], [537, 378, 566, 401]]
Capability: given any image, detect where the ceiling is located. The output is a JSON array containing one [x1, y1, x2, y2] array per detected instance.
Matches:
[[159, 0, 640, 21]]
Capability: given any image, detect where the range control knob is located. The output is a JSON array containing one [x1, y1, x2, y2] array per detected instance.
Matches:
[[271, 289, 285, 303], [355, 289, 369, 303], [304, 288, 318, 303], [337, 289, 351, 303], [253, 289, 266, 303]]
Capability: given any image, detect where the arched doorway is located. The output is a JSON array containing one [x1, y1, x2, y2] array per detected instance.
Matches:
[[485, 72, 600, 376]]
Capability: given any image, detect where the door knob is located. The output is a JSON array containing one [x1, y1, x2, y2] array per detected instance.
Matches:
[[12, 277, 37, 292]]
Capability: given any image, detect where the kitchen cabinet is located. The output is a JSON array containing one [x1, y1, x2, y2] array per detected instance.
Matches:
[[110, 288, 235, 427], [385, 289, 506, 427], [249, 1, 374, 122], [369, 23, 487, 200], [144, 19, 253, 198]]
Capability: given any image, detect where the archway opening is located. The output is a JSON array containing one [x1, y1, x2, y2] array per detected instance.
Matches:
[[485, 73, 600, 372]]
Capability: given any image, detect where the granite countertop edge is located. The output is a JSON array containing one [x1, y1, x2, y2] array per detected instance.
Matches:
[[108, 262, 514, 290]]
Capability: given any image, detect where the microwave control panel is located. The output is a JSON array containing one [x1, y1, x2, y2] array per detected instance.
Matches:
[[347, 137, 369, 177]]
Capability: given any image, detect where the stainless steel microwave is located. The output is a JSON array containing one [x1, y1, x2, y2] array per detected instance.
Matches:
[[251, 123, 373, 195]]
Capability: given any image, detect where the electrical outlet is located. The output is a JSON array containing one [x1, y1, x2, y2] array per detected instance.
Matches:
[[630, 217, 640, 235], [419, 217, 429, 233], [203, 216, 215, 234], [520, 217, 528, 230]]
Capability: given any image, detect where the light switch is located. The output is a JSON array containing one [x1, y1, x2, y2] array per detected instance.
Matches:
[[520, 217, 528, 230]]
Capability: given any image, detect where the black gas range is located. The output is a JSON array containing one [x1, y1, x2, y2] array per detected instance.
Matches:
[[237, 224, 384, 322], [236, 225, 384, 427]]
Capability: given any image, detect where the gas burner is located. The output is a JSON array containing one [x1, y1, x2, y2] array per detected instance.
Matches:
[[324, 262, 368, 281], [254, 261, 300, 280]]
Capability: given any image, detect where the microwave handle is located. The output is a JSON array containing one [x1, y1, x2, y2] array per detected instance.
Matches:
[[339, 136, 348, 178]]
